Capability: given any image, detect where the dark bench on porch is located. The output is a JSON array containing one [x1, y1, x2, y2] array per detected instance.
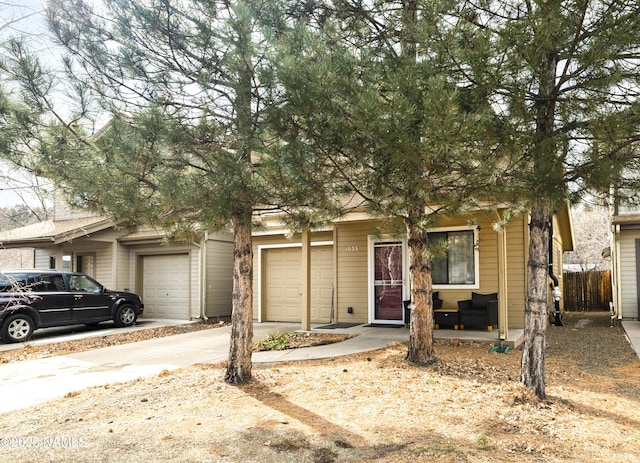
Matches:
[[457, 292, 498, 332]]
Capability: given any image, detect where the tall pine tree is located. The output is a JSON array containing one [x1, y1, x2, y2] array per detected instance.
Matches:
[[438, 0, 640, 398], [2, 0, 336, 384], [272, 0, 504, 364]]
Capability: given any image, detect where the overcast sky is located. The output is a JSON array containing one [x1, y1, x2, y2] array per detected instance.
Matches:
[[1, 1, 54, 207]]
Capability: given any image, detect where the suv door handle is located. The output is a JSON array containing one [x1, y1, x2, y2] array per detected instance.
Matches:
[[74, 295, 84, 300]]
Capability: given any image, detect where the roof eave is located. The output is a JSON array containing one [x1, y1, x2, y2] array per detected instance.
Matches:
[[51, 219, 115, 244]]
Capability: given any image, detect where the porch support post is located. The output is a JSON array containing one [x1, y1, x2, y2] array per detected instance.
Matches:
[[497, 225, 509, 340], [55, 251, 64, 270], [301, 229, 311, 331]]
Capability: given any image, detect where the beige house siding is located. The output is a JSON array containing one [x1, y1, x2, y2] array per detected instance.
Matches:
[[31, 231, 129, 291], [51, 191, 96, 221], [335, 222, 374, 324], [0, 248, 35, 269], [506, 216, 527, 328], [619, 230, 640, 319], [34, 249, 52, 268], [114, 240, 132, 292], [205, 235, 234, 319], [92, 246, 115, 287], [310, 246, 334, 322]]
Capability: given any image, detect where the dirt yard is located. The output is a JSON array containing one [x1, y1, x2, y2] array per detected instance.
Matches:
[[1, 312, 639, 463]]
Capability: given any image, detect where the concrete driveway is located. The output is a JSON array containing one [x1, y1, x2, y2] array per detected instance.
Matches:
[[0, 318, 193, 353]]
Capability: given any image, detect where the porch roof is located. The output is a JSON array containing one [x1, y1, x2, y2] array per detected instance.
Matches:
[[557, 202, 575, 252], [0, 216, 113, 248], [612, 214, 640, 226], [117, 228, 165, 245]]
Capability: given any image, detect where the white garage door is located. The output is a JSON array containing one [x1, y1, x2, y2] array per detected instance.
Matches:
[[263, 246, 333, 323], [142, 254, 190, 319]]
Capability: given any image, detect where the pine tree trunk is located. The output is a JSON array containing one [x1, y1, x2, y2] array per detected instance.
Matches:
[[400, 0, 436, 364], [520, 199, 551, 399], [225, 4, 255, 385], [224, 209, 254, 385], [520, 37, 560, 399], [405, 219, 436, 364]]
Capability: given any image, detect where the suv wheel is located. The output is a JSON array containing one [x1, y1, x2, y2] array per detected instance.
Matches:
[[114, 304, 137, 327], [1, 314, 35, 343]]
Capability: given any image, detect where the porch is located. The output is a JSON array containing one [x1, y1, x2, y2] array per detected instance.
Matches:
[[311, 323, 525, 349]]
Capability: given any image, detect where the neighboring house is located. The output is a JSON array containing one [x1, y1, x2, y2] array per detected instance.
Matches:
[[609, 200, 640, 320], [252, 204, 574, 339], [0, 199, 234, 321]]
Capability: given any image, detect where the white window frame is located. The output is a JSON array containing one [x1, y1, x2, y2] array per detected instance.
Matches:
[[430, 226, 480, 290]]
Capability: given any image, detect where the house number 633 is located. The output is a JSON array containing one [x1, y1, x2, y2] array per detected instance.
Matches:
[[345, 246, 359, 252]]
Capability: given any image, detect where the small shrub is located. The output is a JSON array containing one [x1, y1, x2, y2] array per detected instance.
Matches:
[[253, 332, 300, 351]]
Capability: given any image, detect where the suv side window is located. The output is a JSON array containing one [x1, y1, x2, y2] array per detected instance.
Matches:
[[0, 274, 27, 292], [68, 275, 102, 294], [29, 274, 66, 293]]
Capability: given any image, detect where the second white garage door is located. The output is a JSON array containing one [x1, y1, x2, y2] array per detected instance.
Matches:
[[263, 246, 333, 323], [142, 254, 190, 319]]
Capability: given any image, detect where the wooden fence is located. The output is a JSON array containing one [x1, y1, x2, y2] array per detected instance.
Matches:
[[562, 270, 612, 311]]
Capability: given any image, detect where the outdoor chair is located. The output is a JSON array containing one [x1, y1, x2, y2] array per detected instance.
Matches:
[[403, 292, 444, 326], [457, 292, 498, 331]]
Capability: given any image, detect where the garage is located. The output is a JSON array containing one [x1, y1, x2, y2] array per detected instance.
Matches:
[[142, 254, 190, 319], [263, 246, 333, 323]]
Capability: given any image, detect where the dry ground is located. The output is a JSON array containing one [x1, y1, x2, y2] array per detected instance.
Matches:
[[1, 312, 640, 463]]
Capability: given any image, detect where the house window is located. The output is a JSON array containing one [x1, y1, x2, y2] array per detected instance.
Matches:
[[62, 254, 72, 272], [430, 229, 476, 286]]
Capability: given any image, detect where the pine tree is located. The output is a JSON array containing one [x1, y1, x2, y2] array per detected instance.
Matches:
[[438, 0, 640, 398], [275, 0, 640, 395], [272, 0, 503, 364], [3, 0, 332, 385]]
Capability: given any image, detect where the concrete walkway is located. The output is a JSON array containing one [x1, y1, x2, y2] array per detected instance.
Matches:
[[622, 320, 640, 359]]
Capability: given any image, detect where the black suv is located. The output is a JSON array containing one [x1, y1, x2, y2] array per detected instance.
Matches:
[[0, 270, 144, 343]]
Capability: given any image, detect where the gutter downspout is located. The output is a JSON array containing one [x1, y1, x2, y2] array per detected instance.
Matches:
[[549, 219, 563, 326], [614, 224, 622, 320], [199, 232, 208, 321]]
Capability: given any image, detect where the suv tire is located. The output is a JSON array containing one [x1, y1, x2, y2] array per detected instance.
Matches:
[[114, 304, 137, 327], [1, 314, 35, 343]]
